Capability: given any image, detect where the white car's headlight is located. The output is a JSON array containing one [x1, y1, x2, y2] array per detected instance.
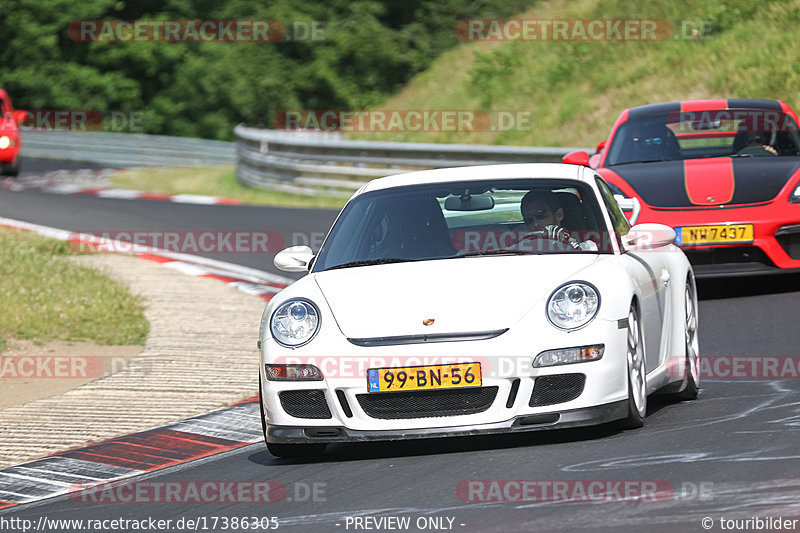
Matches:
[[0, 136, 10, 150], [270, 299, 320, 347], [546, 282, 600, 330]]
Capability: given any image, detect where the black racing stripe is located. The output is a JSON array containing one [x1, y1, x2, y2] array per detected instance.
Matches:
[[628, 101, 681, 121], [726, 99, 781, 110], [730, 157, 800, 203], [610, 161, 691, 207]]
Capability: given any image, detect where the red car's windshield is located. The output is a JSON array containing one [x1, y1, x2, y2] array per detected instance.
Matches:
[[605, 109, 800, 165]]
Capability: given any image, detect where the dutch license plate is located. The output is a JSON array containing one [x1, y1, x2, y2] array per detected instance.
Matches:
[[677, 224, 754, 245], [367, 362, 481, 393]]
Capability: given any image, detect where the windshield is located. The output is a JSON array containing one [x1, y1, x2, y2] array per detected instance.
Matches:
[[605, 108, 800, 165], [312, 179, 614, 272]]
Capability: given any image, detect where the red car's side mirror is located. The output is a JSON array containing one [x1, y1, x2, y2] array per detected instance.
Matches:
[[12, 110, 28, 124], [562, 150, 591, 166], [595, 140, 607, 154]]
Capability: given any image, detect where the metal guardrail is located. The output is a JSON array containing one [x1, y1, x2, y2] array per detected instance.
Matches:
[[19, 128, 589, 195], [234, 125, 591, 194], [21, 131, 235, 167]]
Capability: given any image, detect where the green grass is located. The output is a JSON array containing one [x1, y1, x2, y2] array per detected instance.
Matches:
[[111, 166, 349, 210], [0, 228, 149, 352], [351, 0, 800, 148]]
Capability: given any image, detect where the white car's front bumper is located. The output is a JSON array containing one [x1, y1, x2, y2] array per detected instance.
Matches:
[[260, 317, 632, 444]]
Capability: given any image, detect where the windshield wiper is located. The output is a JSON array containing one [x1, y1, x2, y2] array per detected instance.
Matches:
[[325, 258, 414, 271], [611, 159, 667, 166], [455, 249, 538, 258]]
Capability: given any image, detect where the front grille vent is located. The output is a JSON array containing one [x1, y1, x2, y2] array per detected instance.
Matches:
[[529, 374, 585, 407], [279, 390, 332, 419], [356, 387, 498, 419]]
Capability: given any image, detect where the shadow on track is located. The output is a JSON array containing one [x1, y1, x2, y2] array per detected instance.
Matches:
[[247, 395, 689, 465], [697, 272, 800, 300]]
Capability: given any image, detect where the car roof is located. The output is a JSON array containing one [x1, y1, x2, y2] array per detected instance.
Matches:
[[624, 98, 787, 121], [360, 163, 591, 193]]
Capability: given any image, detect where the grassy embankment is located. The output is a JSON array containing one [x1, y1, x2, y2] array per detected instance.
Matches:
[[0, 228, 148, 353], [353, 0, 800, 148]]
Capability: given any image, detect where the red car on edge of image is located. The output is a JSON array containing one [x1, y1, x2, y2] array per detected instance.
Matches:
[[563, 98, 800, 277], [0, 89, 27, 177]]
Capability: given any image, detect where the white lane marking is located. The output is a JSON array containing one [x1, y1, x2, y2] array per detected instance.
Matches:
[[163, 261, 211, 276], [44, 184, 92, 195], [170, 194, 222, 204], [166, 403, 263, 443], [14, 457, 140, 479], [95, 188, 144, 199], [228, 281, 283, 295]]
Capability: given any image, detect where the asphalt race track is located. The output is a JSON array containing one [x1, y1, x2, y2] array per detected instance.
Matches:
[[1, 159, 340, 279], [1, 158, 800, 532]]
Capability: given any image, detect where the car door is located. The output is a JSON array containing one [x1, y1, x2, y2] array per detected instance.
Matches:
[[596, 177, 671, 373]]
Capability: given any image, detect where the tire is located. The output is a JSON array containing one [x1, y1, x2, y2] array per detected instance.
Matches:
[[1, 160, 19, 177], [617, 304, 646, 429], [258, 374, 268, 443], [259, 375, 326, 459], [673, 279, 700, 401]]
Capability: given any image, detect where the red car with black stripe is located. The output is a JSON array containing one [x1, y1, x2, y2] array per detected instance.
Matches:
[[564, 98, 800, 277], [0, 89, 26, 177]]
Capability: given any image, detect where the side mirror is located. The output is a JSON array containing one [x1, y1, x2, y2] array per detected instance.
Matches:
[[12, 110, 28, 124], [561, 150, 590, 166], [274, 245, 314, 272], [624, 223, 676, 250], [613, 194, 640, 226], [595, 140, 607, 154]]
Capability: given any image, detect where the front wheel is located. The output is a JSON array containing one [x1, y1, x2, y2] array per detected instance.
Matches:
[[617, 304, 646, 429]]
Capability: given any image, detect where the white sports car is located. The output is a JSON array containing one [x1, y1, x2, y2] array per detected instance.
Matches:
[[258, 163, 700, 458]]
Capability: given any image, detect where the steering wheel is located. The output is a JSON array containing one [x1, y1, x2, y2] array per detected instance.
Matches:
[[737, 144, 778, 157]]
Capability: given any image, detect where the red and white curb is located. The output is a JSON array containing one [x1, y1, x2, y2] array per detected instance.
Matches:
[[2, 170, 242, 206], [0, 398, 262, 510], [0, 216, 292, 302]]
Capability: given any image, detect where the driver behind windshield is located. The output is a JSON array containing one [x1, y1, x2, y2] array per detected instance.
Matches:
[[734, 131, 779, 156], [520, 190, 580, 250]]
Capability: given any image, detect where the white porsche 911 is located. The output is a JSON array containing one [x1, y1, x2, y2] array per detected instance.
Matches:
[[258, 163, 700, 458]]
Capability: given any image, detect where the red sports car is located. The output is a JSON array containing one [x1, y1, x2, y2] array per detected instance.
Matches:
[[0, 89, 26, 177], [563, 98, 800, 277]]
